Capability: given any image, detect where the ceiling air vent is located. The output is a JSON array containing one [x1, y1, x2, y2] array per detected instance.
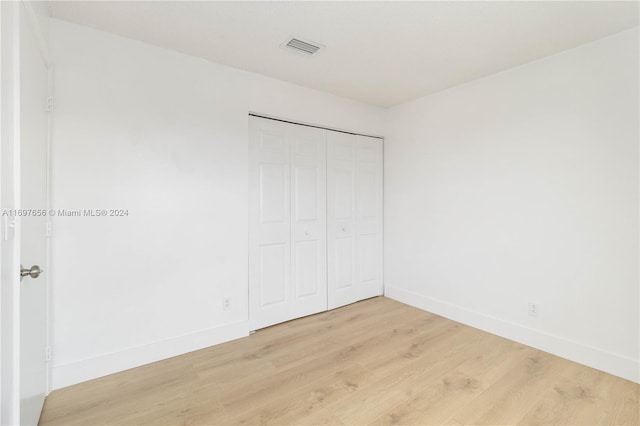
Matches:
[[281, 37, 323, 56]]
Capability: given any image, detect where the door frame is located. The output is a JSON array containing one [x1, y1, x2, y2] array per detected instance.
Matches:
[[0, 1, 51, 424]]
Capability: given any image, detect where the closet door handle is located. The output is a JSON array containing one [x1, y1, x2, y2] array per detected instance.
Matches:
[[20, 264, 43, 281]]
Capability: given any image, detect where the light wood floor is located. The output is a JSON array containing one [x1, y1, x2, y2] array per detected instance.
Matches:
[[40, 297, 639, 425]]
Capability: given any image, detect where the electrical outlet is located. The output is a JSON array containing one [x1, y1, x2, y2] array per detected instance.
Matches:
[[222, 297, 231, 311], [528, 302, 539, 317]]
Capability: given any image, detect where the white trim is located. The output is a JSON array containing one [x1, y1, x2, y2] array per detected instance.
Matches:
[[45, 65, 54, 397], [0, 5, 4, 424], [385, 285, 640, 384], [0, 5, 4, 423], [51, 321, 249, 390]]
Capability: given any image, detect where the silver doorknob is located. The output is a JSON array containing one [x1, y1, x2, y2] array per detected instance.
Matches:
[[20, 264, 43, 281]]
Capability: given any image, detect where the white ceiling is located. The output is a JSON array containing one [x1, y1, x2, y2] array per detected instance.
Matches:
[[48, 1, 639, 108]]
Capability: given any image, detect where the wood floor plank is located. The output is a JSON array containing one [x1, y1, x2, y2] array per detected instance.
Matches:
[[225, 363, 376, 425], [333, 326, 484, 425], [368, 337, 531, 425], [446, 350, 583, 425], [39, 297, 640, 426]]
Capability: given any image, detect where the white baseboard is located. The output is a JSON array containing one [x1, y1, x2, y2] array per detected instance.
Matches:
[[385, 285, 639, 384], [51, 321, 249, 390]]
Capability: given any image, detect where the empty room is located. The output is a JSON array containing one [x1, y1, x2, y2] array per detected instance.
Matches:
[[1, 1, 638, 425]]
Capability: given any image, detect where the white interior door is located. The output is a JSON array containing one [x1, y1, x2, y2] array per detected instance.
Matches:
[[327, 132, 357, 308], [19, 3, 49, 425], [249, 117, 291, 330], [327, 131, 383, 309], [354, 135, 383, 298], [289, 124, 327, 319], [249, 116, 327, 330]]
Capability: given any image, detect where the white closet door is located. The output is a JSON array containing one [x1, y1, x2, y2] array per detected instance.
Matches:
[[327, 132, 357, 308], [249, 117, 291, 330], [327, 132, 383, 309], [289, 124, 328, 319], [249, 116, 327, 330], [355, 135, 383, 299]]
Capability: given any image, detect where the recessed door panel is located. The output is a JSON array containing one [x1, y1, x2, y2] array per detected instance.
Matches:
[[334, 170, 353, 220], [294, 241, 319, 298], [357, 142, 377, 164], [357, 234, 377, 283], [259, 244, 286, 306], [294, 136, 317, 157], [294, 166, 318, 221], [357, 171, 376, 219], [260, 133, 285, 154], [260, 164, 286, 223], [335, 141, 354, 161], [335, 237, 355, 289]]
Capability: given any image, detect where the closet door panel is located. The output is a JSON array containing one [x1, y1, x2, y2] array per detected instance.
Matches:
[[334, 237, 355, 289], [259, 243, 287, 305], [355, 136, 383, 296], [249, 117, 291, 330], [327, 132, 357, 309], [259, 164, 287, 222], [293, 240, 319, 296], [334, 170, 354, 220], [328, 132, 383, 309], [290, 125, 327, 318]]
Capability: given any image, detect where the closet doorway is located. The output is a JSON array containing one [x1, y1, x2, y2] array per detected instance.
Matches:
[[248, 115, 383, 330]]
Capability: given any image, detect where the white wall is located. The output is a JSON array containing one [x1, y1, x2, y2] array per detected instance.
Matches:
[[385, 27, 639, 383], [49, 19, 384, 390]]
